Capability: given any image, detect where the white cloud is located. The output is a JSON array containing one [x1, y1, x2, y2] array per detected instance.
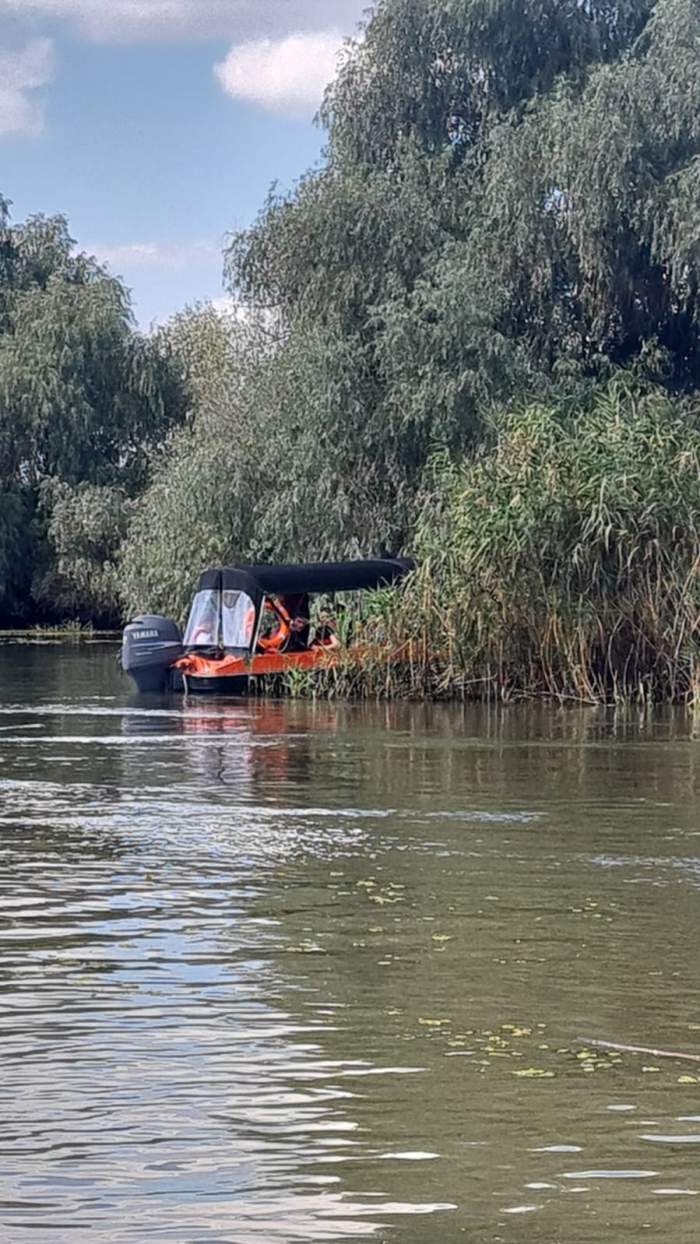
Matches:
[[91, 238, 219, 272], [1, 1, 366, 43], [0, 2, 366, 136], [215, 29, 344, 115], [0, 36, 53, 136]]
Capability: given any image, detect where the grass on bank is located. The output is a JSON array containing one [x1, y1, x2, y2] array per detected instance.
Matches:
[[0, 621, 105, 641]]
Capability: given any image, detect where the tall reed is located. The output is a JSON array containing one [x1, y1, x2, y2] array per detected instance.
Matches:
[[313, 380, 700, 703]]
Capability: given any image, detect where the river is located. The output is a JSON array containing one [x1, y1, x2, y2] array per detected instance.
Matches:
[[1, 640, 700, 1242]]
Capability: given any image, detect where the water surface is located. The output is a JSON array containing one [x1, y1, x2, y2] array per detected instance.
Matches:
[[1, 641, 700, 1241]]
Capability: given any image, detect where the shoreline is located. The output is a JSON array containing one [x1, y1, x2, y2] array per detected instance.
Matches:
[[0, 628, 119, 641], [2, 630, 696, 707]]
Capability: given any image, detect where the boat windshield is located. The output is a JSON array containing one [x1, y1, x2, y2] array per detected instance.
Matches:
[[184, 589, 257, 650], [222, 590, 256, 648]]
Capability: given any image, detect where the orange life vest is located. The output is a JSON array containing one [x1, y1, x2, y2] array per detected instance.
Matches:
[[258, 599, 291, 652]]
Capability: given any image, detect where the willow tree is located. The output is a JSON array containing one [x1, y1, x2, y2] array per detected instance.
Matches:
[[119, 305, 372, 619], [0, 206, 186, 622], [221, 0, 698, 557], [322, 0, 652, 170]]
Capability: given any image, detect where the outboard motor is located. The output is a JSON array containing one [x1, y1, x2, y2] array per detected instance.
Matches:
[[121, 615, 184, 693]]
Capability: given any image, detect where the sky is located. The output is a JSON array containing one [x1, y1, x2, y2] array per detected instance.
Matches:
[[0, 1, 369, 326]]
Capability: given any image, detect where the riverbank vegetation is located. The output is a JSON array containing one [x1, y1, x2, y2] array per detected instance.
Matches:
[[2, 0, 700, 700], [312, 381, 700, 703]]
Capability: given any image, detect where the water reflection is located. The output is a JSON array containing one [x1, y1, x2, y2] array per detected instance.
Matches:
[[0, 644, 699, 1241]]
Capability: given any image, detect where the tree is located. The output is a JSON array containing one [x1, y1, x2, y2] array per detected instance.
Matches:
[[221, 0, 698, 562], [0, 204, 186, 622], [322, 0, 652, 170], [120, 304, 274, 620], [33, 480, 134, 626]]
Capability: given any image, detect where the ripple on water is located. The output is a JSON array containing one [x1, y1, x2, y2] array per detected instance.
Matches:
[[3, 652, 700, 1241], [561, 1170, 659, 1180]]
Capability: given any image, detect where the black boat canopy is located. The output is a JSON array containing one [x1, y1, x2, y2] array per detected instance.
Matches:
[[197, 558, 414, 599]]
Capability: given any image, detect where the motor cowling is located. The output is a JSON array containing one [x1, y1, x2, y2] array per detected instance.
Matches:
[[121, 615, 183, 692]]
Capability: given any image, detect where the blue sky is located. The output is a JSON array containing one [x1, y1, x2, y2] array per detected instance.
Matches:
[[0, 1, 368, 326]]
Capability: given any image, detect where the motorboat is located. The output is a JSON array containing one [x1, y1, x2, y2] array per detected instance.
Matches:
[[120, 558, 413, 695]]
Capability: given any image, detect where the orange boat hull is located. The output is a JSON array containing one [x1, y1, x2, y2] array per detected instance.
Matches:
[[171, 642, 414, 692], [174, 645, 339, 682]]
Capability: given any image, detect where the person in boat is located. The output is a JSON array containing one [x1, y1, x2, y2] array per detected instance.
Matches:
[[256, 593, 310, 653], [312, 610, 340, 649], [284, 593, 311, 651]]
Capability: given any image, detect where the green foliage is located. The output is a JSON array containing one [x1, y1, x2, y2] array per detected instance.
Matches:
[[0, 482, 32, 619], [462, 0, 700, 379], [0, 203, 187, 623], [322, 0, 651, 170], [120, 308, 432, 624], [119, 305, 276, 620], [385, 380, 700, 701], [34, 480, 135, 626], [0, 213, 185, 490], [216, 0, 700, 573]]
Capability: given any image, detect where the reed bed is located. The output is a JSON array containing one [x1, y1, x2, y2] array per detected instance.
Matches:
[[300, 383, 700, 704]]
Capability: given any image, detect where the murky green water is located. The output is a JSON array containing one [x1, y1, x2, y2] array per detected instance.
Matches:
[[2, 641, 700, 1242]]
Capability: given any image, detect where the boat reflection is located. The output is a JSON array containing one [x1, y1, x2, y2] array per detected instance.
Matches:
[[120, 698, 346, 793]]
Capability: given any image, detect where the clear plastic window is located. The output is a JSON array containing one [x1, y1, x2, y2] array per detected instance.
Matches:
[[184, 590, 220, 648], [221, 591, 256, 649], [184, 589, 257, 650]]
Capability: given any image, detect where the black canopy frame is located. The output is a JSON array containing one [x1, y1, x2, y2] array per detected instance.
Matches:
[[189, 559, 414, 656], [196, 558, 414, 598]]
